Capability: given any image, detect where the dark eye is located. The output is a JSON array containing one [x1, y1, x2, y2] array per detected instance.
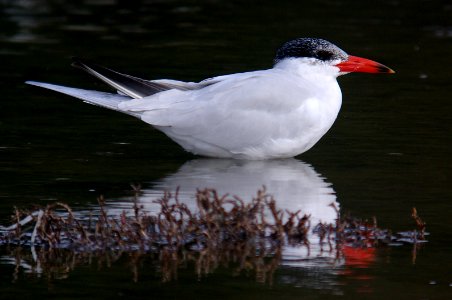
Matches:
[[315, 50, 334, 61]]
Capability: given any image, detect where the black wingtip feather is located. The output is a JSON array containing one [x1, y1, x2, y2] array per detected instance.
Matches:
[[71, 56, 86, 69], [69, 57, 171, 99]]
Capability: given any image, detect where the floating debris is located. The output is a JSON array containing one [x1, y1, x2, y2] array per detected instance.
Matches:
[[0, 188, 427, 283]]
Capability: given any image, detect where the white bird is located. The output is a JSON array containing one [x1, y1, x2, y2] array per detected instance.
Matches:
[[26, 38, 394, 159]]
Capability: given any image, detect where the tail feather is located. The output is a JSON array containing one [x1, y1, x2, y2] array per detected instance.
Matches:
[[25, 81, 141, 117]]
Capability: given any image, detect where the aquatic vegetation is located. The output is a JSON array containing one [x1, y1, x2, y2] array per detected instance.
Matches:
[[0, 188, 427, 283]]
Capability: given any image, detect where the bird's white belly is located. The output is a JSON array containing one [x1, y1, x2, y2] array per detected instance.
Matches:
[[160, 91, 342, 160], [239, 97, 341, 159]]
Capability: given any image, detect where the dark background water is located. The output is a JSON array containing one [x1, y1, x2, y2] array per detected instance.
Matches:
[[1, 0, 451, 299]]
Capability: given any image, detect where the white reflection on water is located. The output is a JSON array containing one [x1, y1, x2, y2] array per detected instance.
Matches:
[[141, 158, 337, 225], [108, 158, 341, 268]]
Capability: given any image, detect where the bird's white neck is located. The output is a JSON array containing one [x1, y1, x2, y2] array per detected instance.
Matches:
[[273, 58, 341, 78]]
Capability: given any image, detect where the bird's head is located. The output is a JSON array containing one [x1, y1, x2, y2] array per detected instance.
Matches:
[[274, 38, 395, 76]]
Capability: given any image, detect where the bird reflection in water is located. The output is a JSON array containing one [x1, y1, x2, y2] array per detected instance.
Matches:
[[1, 159, 382, 289], [109, 158, 348, 283], [134, 158, 338, 227], [117, 158, 376, 288]]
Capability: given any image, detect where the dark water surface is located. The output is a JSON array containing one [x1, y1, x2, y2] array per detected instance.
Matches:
[[1, 0, 452, 299]]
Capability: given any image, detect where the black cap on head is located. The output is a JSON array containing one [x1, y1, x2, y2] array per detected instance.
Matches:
[[274, 38, 348, 64]]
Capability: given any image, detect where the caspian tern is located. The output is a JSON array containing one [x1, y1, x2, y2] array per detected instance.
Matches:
[[26, 38, 394, 159]]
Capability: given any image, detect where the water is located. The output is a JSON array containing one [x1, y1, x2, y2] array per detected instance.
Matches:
[[1, 0, 452, 298]]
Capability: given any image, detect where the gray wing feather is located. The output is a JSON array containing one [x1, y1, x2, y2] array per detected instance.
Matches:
[[72, 57, 171, 99], [71, 58, 218, 98]]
